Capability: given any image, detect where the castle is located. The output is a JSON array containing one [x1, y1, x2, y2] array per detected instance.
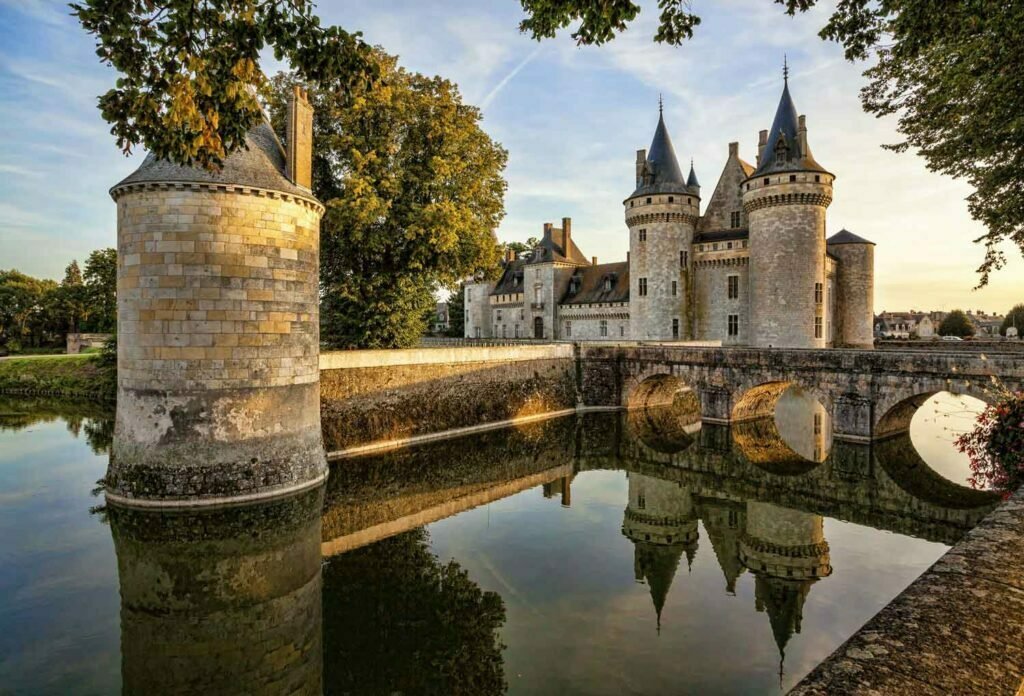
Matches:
[[465, 74, 875, 348]]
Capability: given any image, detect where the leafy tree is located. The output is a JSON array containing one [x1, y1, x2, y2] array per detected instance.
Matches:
[[1001, 304, 1024, 337], [518, 0, 1024, 285], [0, 270, 57, 350], [72, 0, 375, 170], [502, 236, 539, 257], [265, 50, 507, 349], [83, 248, 118, 332], [938, 309, 975, 338], [48, 261, 90, 334], [446, 285, 466, 337], [322, 529, 506, 695]]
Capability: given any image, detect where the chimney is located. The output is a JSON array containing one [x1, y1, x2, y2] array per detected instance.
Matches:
[[757, 129, 768, 165], [505, 248, 516, 263], [286, 85, 313, 190], [543, 222, 553, 242], [797, 115, 808, 157], [728, 142, 739, 159], [592, 256, 598, 266], [636, 149, 647, 186], [561, 217, 572, 253]]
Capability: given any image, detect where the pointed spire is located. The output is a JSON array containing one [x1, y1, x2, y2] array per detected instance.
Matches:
[[632, 99, 687, 196], [751, 63, 829, 177], [687, 158, 700, 188]]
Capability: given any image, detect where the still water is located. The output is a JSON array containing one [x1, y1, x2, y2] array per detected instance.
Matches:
[[0, 391, 998, 695]]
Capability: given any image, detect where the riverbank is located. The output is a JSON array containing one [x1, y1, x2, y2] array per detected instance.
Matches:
[[0, 354, 116, 401]]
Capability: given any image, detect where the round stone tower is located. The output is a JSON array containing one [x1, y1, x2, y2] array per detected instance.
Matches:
[[626, 103, 699, 341], [827, 229, 875, 348], [743, 75, 833, 349], [107, 87, 326, 506]]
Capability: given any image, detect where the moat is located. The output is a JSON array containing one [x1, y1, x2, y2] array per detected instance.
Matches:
[[0, 391, 999, 694]]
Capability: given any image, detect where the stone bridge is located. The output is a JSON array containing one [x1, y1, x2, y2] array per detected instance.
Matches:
[[578, 344, 1024, 442]]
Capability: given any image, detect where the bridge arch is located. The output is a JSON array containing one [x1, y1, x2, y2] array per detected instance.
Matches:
[[874, 381, 993, 440], [731, 381, 833, 465]]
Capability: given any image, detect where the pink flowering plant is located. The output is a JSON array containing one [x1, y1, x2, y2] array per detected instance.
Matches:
[[956, 389, 1024, 497]]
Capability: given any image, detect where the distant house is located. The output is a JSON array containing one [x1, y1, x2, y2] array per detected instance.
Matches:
[[966, 310, 1004, 336], [432, 302, 450, 335], [874, 310, 946, 339]]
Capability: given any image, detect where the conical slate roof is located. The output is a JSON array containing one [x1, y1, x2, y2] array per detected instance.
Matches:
[[687, 160, 700, 188], [111, 120, 312, 198], [827, 228, 875, 245], [752, 79, 829, 177], [634, 541, 686, 632], [632, 110, 691, 197]]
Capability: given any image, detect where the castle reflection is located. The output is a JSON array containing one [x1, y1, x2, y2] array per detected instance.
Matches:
[[94, 398, 1000, 694]]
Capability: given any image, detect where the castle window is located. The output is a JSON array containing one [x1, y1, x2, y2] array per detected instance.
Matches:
[[671, 280, 677, 296], [814, 412, 822, 435], [687, 197, 692, 205], [712, 243, 718, 251], [730, 211, 740, 228], [728, 314, 739, 336], [475, 327, 481, 338], [638, 493, 646, 510], [790, 174, 797, 182], [630, 200, 634, 207], [742, 240, 748, 248], [515, 324, 520, 338], [638, 228, 647, 242], [815, 175, 821, 182], [668, 196, 674, 203], [646, 197, 652, 204], [604, 277, 613, 292], [727, 275, 739, 299], [467, 289, 471, 303], [815, 316, 823, 338], [727, 242, 733, 250], [746, 183, 750, 191], [680, 250, 688, 268], [496, 309, 502, 321], [520, 309, 524, 320], [815, 282, 824, 304], [763, 178, 770, 186], [502, 325, 507, 338], [565, 321, 571, 338], [600, 320, 608, 337], [672, 318, 679, 338], [639, 278, 648, 296], [620, 325, 625, 337]]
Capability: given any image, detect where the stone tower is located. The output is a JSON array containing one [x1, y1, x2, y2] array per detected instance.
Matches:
[[826, 229, 875, 348], [107, 86, 326, 506], [742, 73, 834, 348], [621, 472, 699, 631], [627, 103, 700, 340]]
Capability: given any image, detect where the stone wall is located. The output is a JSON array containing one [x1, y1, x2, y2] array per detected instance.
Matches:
[[66, 332, 112, 354], [559, 302, 630, 340], [109, 183, 326, 504], [828, 241, 874, 348], [693, 253, 749, 344], [320, 344, 576, 451]]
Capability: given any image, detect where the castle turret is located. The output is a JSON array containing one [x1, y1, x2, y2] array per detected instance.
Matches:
[[827, 229, 875, 348], [621, 472, 699, 631], [108, 88, 326, 505], [742, 70, 834, 348], [626, 102, 699, 340]]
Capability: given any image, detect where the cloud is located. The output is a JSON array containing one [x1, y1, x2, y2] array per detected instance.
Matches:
[[480, 45, 544, 110]]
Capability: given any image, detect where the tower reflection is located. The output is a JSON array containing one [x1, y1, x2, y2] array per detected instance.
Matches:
[[108, 489, 324, 696]]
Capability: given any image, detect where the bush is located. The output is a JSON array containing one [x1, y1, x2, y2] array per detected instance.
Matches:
[[956, 391, 1024, 496]]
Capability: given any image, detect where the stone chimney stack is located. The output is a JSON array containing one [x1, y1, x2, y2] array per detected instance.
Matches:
[[636, 149, 647, 186], [757, 130, 768, 166], [797, 115, 808, 157], [561, 217, 572, 253], [592, 256, 598, 266], [286, 85, 313, 190], [729, 142, 739, 159], [543, 222, 553, 242], [505, 248, 516, 263]]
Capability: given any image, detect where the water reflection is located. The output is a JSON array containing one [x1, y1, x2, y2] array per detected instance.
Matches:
[[109, 489, 324, 696], [0, 393, 1004, 694]]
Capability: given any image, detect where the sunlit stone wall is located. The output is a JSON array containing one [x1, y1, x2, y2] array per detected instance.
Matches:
[[109, 183, 325, 503]]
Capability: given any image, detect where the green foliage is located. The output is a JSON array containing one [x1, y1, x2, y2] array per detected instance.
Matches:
[[265, 49, 506, 349], [1001, 304, 1024, 337], [0, 270, 58, 350], [322, 529, 506, 695], [501, 236, 539, 256], [518, 0, 1024, 285], [83, 248, 118, 332], [938, 309, 975, 337], [72, 0, 375, 170], [957, 391, 1024, 496], [446, 285, 466, 337], [0, 354, 117, 401]]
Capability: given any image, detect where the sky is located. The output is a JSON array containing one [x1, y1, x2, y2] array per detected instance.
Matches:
[[0, 0, 1020, 314]]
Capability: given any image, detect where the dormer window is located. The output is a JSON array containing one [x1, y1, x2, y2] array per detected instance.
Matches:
[[604, 277, 613, 292]]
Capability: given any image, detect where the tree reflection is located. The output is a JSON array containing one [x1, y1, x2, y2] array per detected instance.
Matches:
[[323, 528, 507, 695]]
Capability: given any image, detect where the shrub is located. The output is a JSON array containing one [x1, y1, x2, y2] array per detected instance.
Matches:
[[956, 391, 1024, 496]]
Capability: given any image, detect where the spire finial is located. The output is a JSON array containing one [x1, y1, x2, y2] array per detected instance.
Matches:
[[783, 54, 789, 83], [658, 93, 663, 116]]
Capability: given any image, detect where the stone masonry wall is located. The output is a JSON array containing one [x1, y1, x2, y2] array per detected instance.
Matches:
[[558, 302, 630, 340], [320, 345, 576, 451], [109, 184, 325, 502], [627, 194, 698, 340], [744, 177, 831, 349], [829, 242, 874, 348], [693, 254, 750, 344]]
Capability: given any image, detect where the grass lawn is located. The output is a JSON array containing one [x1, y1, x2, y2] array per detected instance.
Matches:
[[0, 353, 116, 401]]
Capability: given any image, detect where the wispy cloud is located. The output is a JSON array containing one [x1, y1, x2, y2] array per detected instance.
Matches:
[[480, 45, 544, 110]]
